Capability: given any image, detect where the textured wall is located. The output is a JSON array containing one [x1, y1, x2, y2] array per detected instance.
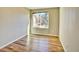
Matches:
[[60, 7, 79, 51]]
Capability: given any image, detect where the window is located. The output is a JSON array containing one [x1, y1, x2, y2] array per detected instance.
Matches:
[[32, 12, 49, 28]]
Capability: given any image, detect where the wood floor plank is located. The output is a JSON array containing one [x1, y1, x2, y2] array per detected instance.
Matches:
[[0, 35, 64, 52]]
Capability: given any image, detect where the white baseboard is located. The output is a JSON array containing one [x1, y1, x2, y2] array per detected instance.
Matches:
[[31, 33, 59, 37], [0, 34, 26, 49]]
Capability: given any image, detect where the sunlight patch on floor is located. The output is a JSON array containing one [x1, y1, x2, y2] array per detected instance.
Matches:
[[31, 37, 49, 52]]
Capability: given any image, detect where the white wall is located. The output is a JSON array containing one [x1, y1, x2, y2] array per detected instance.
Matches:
[[0, 8, 29, 48], [60, 7, 79, 52]]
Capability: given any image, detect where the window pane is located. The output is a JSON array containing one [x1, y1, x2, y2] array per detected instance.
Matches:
[[33, 12, 48, 28]]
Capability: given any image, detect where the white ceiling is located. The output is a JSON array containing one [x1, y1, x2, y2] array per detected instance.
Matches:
[[27, 7, 54, 9]]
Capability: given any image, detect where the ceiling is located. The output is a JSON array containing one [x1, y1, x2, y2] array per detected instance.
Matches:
[[27, 7, 54, 9]]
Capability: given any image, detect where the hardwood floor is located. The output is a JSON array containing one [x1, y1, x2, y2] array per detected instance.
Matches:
[[0, 36, 27, 52], [30, 35, 64, 52], [0, 35, 64, 52]]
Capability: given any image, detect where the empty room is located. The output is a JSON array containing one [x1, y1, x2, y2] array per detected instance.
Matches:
[[0, 7, 79, 52]]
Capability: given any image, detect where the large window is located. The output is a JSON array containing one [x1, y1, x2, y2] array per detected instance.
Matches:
[[32, 12, 49, 28]]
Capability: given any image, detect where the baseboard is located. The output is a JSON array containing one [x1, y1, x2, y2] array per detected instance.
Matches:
[[31, 33, 59, 37], [59, 37, 65, 52], [0, 34, 27, 49]]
